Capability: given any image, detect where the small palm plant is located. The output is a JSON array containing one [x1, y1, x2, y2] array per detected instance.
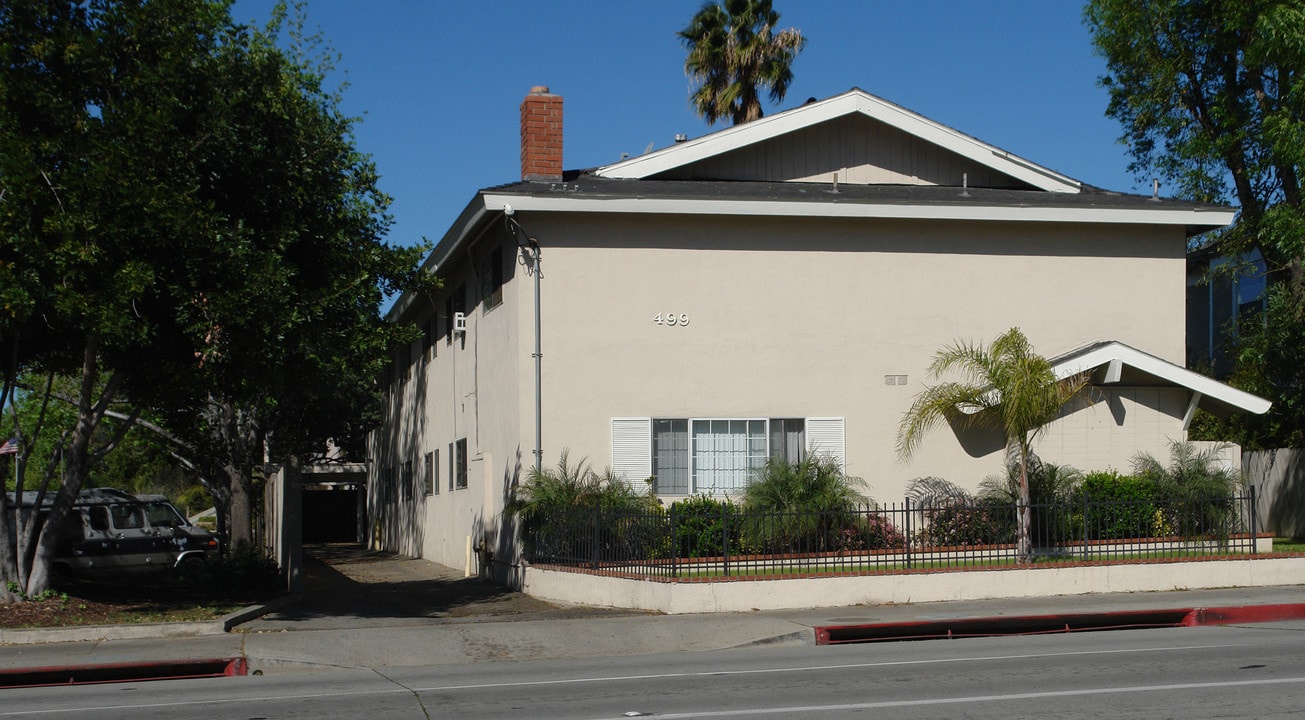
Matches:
[[507, 450, 659, 561], [978, 449, 1082, 548], [1132, 440, 1243, 541], [740, 454, 869, 552], [897, 327, 1089, 561]]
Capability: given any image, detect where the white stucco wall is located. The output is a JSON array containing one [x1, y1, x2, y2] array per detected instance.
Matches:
[[524, 556, 1302, 614], [369, 224, 528, 572], [527, 212, 1187, 501], [370, 207, 1200, 571]]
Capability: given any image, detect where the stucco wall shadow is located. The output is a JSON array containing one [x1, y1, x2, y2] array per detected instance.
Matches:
[[1247, 449, 1305, 538]]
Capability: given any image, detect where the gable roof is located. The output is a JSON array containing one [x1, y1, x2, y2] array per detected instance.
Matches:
[[1050, 341, 1271, 419], [595, 88, 1082, 193], [389, 89, 1237, 321]]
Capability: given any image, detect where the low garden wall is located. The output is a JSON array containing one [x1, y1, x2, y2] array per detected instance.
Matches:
[[522, 554, 1305, 614]]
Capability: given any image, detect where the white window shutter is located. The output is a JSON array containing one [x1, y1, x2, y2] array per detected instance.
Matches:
[[805, 417, 846, 469], [611, 418, 652, 482]]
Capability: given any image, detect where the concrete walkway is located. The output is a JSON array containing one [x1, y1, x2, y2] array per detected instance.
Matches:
[[2, 545, 1304, 677]]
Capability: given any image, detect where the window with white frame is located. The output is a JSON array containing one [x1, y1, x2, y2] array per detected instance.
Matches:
[[691, 419, 767, 493], [623, 417, 842, 496]]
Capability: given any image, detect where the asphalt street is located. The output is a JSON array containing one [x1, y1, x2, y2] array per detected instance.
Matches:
[[4, 621, 1305, 719]]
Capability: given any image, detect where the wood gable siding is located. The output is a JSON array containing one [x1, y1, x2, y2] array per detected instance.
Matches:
[[655, 115, 1035, 189]]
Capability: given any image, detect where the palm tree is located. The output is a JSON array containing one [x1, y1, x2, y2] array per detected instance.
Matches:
[[896, 328, 1089, 561], [678, 0, 806, 126]]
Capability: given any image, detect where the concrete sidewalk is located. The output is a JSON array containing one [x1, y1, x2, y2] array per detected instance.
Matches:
[[2, 546, 1303, 677]]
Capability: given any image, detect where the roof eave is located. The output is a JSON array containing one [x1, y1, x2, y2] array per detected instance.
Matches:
[[480, 192, 1237, 228], [386, 195, 490, 322]]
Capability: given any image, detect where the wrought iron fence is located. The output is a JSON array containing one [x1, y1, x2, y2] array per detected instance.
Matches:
[[522, 489, 1261, 579]]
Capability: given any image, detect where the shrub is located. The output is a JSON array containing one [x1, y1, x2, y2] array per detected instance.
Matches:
[[834, 513, 906, 552], [906, 476, 1013, 548], [917, 498, 1014, 548], [1071, 470, 1158, 540], [176, 544, 283, 597], [668, 495, 741, 558]]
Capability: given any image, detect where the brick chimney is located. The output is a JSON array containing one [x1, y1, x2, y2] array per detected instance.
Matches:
[[520, 86, 562, 182]]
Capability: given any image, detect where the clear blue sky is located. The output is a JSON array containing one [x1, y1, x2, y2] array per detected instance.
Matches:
[[230, 1, 1138, 253]]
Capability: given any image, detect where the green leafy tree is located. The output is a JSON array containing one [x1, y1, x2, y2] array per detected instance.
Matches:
[[0, 0, 426, 599], [897, 327, 1089, 562], [678, 0, 806, 126], [1086, 0, 1305, 280], [1086, 0, 1305, 448], [1191, 284, 1305, 448]]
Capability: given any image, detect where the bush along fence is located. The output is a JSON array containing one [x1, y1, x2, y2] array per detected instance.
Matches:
[[521, 488, 1264, 580]]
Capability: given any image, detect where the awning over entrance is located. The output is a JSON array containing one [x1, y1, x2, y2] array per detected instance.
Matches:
[[1050, 341, 1271, 428]]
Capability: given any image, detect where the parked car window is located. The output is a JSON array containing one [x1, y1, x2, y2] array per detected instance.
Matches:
[[146, 503, 185, 528], [110, 505, 144, 530], [88, 506, 110, 532]]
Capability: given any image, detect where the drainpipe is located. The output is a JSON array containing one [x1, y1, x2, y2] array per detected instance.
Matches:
[[505, 208, 543, 472]]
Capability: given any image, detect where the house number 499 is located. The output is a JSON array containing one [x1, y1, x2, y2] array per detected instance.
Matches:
[[653, 313, 690, 327]]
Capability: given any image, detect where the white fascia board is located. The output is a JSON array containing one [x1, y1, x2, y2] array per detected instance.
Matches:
[[846, 93, 1082, 194], [1053, 342, 1271, 415], [595, 95, 856, 179], [481, 193, 1236, 228], [386, 200, 490, 321], [596, 90, 1083, 194]]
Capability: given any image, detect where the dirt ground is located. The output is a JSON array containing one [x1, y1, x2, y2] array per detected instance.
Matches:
[[0, 580, 255, 629]]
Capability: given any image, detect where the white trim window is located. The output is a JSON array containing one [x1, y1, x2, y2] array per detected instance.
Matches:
[[614, 417, 844, 496], [691, 419, 766, 493]]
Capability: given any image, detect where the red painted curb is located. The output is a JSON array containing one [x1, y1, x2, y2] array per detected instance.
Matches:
[[814, 603, 1305, 645], [1186, 603, 1305, 626]]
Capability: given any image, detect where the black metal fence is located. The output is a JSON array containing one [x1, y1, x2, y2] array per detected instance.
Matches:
[[522, 489, 1262, 579]]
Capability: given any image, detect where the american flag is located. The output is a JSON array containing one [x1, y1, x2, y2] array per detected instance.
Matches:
[[0, 438, 20, 455]]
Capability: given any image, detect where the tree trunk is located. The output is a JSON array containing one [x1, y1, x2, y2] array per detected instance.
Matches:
[[24, 343, 102, 596], [228, 463, 253, 550], [0, 494, 18, 603], [1016, 442, 1033, 563]]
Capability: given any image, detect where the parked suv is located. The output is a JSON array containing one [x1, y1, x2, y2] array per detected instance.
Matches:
[[11, 488, 217, 577]]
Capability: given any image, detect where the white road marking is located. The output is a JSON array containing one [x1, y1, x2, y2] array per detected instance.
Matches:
[[614, 676, 1305, 719], [0, 642, 1253, 717]]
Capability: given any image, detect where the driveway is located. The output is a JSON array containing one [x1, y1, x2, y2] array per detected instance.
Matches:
[[244, 543, 642, 631]]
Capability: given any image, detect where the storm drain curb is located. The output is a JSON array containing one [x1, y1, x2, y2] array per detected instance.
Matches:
[[0, 657, 247, 688], [814, 603, 1305, 645]]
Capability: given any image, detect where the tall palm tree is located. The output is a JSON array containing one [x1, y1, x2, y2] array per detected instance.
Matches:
[[678, 0, 806, 126], [896, 328, 1090, 561]]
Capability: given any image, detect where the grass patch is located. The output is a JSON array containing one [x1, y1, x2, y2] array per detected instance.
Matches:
[[1273, 537, 1305, 553]]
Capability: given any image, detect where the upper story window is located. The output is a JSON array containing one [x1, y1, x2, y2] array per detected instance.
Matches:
[[422, 314, 436, 360], [483, 246, 504, 310]]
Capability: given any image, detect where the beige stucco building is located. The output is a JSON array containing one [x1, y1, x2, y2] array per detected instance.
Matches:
[[368, 88, 1268, 576]]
